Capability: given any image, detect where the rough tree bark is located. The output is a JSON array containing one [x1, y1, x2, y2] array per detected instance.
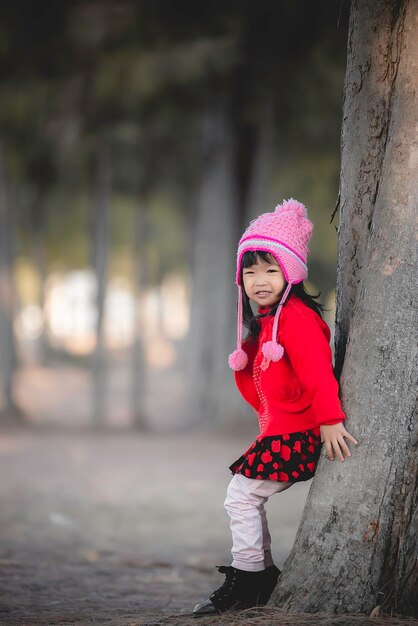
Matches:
[[273, 0, 417, 617]]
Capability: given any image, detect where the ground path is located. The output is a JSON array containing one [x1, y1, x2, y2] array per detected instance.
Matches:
[[0, 427, 311, 625]]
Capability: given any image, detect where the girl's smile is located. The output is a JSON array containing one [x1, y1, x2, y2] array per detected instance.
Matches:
[[242, 255, 286, 308]]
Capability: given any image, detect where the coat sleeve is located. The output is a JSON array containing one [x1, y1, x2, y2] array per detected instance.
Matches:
[[282, 309, 346, 426]]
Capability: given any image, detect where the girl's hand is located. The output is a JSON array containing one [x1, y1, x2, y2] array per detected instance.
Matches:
[[320, 422, 358, 462]]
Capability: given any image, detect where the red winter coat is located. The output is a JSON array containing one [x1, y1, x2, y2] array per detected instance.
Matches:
[[234, 294, 346, 436]]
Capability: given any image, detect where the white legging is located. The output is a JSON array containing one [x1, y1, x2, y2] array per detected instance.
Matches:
[[224, 473, 294, 572]]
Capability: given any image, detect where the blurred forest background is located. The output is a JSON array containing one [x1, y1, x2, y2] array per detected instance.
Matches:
[[0, 0, 351, 432]]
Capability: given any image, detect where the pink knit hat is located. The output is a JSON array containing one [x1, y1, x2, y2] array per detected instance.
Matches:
[[228, 198, 313, 371]]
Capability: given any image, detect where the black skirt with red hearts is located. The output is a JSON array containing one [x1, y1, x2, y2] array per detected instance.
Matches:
[[229, 427, 322, 482]]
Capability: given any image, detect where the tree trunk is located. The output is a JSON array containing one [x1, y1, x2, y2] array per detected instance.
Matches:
[[186, 106, 240, 426], [0, 144, 21, 420], [130, 197, 148, 429], [273, 0, 417, 616], [30, 196, 49, 366], [91, 136, 111, 428]]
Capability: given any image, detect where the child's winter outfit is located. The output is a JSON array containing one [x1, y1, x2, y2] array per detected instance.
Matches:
[[229, 293, 345, 483], [216, 292, 346, 593], [193, 199, 347, 617]]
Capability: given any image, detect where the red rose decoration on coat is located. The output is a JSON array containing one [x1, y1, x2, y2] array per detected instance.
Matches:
[[261, 450, 273, 463], [280, 444, 291, 461], [292, 471, 299, 478], [271, 439, 281, 453], [307, 462, 316, 472], [257, 464, 265, 472], [282, 434, 290, 440], [269, 472, 278, 480], [245, 469, 251, 477], [279, 471, 289, 481], [293, 440, 301, 453]]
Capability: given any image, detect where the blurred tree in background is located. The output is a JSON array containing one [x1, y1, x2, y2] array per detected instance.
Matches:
[[0, 0, 350, 428]]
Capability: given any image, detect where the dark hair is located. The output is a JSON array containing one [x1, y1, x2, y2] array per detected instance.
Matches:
[[240, 251, 328, 342]]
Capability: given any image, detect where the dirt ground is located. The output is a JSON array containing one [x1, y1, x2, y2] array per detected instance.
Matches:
[[0, 426, 312, 626]]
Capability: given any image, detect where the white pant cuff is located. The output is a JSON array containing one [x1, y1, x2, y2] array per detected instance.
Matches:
[[232, 559, 265, 572]]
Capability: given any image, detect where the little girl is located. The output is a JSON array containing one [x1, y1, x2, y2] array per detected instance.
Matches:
[[193, 199, 358, 616]]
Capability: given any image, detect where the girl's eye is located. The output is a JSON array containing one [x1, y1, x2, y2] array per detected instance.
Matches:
[[267, 269, 278, 273], [244, 271, 254, 275]]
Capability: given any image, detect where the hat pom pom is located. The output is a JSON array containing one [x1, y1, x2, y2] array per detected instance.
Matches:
[[228, 348, 248, 371], [261, 341, 284, 362], [275, 198, 307, 219]]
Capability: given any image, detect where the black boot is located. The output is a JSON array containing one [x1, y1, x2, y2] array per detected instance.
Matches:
[[192, 564, 281, 616], [258, 564, 281, 604]]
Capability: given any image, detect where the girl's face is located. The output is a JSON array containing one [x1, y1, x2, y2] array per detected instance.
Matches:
[[242, 254, 286, 308]]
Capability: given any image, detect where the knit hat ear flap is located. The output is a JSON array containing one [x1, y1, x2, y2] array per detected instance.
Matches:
[[260, 282, 292, 370], [228, 285, 248, 371]]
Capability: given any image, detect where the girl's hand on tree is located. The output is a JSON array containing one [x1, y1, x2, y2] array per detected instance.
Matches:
[[320, 423, 358, 462]]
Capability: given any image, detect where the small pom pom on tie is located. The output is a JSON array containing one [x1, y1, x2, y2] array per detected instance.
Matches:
[[229, 286, 248, 371], [228, 348, 248, 371], [261, 341, 284, 362]]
